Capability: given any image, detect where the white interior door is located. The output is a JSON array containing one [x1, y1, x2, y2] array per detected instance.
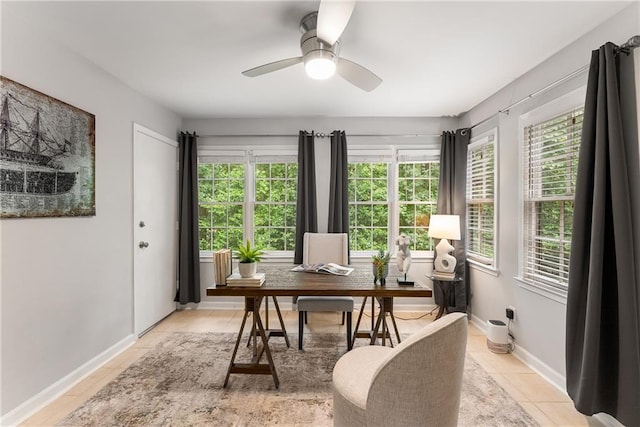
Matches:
[[133, 124, 178, 336]]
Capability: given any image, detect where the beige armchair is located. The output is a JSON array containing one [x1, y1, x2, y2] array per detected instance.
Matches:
[[332, 312, 468, 426], [297, 232, 354, 350]]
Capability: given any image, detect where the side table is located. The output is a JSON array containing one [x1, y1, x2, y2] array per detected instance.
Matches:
[[428, 275, 463, 319]]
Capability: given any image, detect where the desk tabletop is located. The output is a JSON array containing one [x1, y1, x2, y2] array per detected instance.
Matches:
[[206, 264, 433, 298]]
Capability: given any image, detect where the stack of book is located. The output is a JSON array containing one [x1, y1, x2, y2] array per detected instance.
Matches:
[[226, 271, 266, 287], [214, 249, 232, 286], [432, 271, 456, 280]]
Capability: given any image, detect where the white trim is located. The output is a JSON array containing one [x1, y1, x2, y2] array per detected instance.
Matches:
[[466, 127, 498, 269], [468, 260, 500, 277], [514, 276, 568, 304], [1, 334, 136, 426]]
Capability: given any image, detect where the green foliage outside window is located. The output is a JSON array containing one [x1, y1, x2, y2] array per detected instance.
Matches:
[[254, 162, 298, 251], [349, 163, 389, 251], [398, 162, 439, 251], [524, 107, 582, 286], [198, 163, 244, 251]]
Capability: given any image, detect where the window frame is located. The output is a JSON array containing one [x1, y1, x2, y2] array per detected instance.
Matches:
[[466, 128, 498, 272], [197, 147, 298, 258], [517, 87, 586, 298]]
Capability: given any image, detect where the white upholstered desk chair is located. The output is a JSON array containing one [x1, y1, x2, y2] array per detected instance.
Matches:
[[297, 232, 354, 351], [332, 312, 468, 427]]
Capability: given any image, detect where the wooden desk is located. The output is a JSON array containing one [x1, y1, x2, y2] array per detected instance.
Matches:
[[206, 265, 432, 388]]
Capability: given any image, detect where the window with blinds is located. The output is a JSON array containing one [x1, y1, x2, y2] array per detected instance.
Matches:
[[466, 131, 496, 266], [522, 107, 583, 288]]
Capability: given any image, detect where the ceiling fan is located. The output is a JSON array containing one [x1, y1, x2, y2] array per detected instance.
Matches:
[[241, 0, 382, 92]]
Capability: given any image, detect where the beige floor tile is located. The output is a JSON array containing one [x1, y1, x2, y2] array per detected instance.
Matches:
[[533, 402, 591, 426], [19, 394, 84, 427], [64, 367, 122, 398], [469, 350, 534, 374], [132, 330, 171, 348], [488, 373, 531, 402], [518, 402, 557, 426], [102, 347, 148, 369], [502, 373, 571, 403], [466, 334, 488, 353]]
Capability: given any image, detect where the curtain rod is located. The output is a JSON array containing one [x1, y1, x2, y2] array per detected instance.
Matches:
[[470, 34, 640, 127], [198, 132, 441, 139]]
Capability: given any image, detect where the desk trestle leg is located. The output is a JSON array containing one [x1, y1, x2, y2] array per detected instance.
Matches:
[[224, 297, 280, 389]]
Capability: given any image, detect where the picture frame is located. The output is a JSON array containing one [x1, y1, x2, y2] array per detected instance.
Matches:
[[0, 76, 96, 218]]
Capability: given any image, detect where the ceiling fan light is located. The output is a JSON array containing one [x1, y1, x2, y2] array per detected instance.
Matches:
[[305, 58, 336, 80]]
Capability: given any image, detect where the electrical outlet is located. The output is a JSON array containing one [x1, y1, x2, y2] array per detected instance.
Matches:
[[506, 306, 516, 321]]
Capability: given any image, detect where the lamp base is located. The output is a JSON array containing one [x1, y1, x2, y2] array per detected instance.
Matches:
[[397, 278, 414, 286]]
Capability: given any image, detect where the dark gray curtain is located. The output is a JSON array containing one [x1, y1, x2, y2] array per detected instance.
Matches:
[[294, 131, 318, 264], [435, 128, 470, 312], [566, 42, 640, 426], [175, 131, 201, 304], [328, 131, 350, 262]]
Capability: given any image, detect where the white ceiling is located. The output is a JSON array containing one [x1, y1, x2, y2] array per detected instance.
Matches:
[[4, 1, 632, 119]]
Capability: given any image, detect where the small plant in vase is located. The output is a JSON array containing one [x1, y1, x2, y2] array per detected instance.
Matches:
[[234, 240, 265, 278], [372, 249, 391, 285]]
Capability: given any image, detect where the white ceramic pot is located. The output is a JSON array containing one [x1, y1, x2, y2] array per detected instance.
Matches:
[[238, 262, 257, 278]]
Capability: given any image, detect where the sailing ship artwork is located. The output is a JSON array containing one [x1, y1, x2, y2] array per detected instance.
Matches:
[[1, 76, 95, 218]]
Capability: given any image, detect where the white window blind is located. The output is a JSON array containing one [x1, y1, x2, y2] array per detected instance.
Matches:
[[466, 132, 496, 265], [523, 107, 583, 288]]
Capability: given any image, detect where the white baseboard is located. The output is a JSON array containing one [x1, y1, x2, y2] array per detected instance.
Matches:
[[1, 334, 136, 427]]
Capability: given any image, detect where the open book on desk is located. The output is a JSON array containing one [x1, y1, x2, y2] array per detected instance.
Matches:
[[291, 263, 354, 276]]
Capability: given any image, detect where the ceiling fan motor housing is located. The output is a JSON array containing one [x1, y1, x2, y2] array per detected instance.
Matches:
[[300, 29, 340, 65]]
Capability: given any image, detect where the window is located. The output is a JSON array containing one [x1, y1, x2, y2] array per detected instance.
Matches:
[[348, 147, 440, 254], [466, 130, 496, 267], [522, 106, 583, 288], [254, 161, 298, 251], [398, 162, 439, 251], [348, 162, 389, 251], [197, 150, 297, 255], [198, 162, 245, 251]]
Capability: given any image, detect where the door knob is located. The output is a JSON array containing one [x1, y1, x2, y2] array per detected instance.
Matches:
[[139, 221, 146, 228], [139, 241, 149, 248]]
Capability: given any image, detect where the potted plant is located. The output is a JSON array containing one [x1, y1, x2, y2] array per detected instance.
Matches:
[[372, 249, 391, 285], [234, 240, 265, 278]]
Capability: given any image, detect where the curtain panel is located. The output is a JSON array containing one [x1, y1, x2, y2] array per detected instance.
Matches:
[[328, 130, 350, 262], [294, 131, 318, 264], [566, 43, 640, 426], [175, 131, 201, 304], [435, 129, 470, 312]]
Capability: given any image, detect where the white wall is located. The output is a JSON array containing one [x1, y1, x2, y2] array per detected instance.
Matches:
[[459, 3, 640, 389], [183, 116, 459, 307], [0, 7, 181, 419]]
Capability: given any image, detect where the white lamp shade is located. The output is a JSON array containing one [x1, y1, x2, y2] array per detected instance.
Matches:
[[428, 215, 461, 240]]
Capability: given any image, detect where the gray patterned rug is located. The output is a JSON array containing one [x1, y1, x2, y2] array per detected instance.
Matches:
[[60, 332, 538, 426]]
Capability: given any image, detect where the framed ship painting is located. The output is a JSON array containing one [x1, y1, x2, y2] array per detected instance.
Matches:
[[0, 76, 95, 218]]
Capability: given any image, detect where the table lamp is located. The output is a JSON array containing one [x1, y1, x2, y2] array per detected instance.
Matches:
[[428, 214, 461, 278]]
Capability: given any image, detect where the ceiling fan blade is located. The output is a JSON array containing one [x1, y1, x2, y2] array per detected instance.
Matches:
[[317, 0, 356, 46], [336, 58, 382, 92], [242, 57, 303, 77]]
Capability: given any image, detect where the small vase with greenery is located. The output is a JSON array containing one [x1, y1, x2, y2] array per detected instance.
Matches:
[[372, 249, 391, 285], [234, 240, 265, 278]]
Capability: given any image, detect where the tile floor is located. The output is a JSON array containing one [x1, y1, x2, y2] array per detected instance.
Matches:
[[21, 308, 591, 426]]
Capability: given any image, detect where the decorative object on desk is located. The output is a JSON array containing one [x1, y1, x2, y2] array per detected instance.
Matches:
[[372, 249, 390, 285], [291, 263, 354, 276], [234, 240, 264, 278], [225, 271, 265, 287], [428, 214, 461, 278], [395, 233, 414, 285], [214, 249, 232, 286], [59, 332, 538, 427]]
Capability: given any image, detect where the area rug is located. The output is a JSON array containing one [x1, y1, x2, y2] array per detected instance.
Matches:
[[60, 332, 538, 426]]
